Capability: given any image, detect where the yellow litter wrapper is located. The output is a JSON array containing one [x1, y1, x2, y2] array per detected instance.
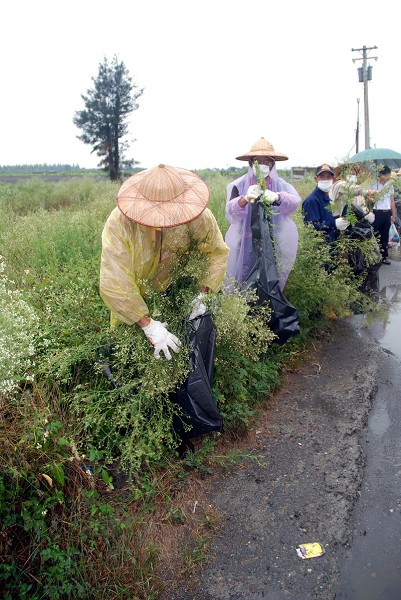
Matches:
[[296, 542, 325, 559]]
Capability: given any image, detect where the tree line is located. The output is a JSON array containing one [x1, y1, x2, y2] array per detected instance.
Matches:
[[0, 164, 83, 173]]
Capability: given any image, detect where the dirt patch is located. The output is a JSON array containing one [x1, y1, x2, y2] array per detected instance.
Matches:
[[160, 320, 380, 600]]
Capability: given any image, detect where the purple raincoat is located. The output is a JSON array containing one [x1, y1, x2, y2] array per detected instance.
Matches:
[[225, 164, 301, 291]]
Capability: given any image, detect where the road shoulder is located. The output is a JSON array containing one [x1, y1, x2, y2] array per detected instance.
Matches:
[[167, 320, 381, 600]]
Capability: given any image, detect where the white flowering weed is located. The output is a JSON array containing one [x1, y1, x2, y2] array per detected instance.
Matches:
[[0, 257, 40, 395]]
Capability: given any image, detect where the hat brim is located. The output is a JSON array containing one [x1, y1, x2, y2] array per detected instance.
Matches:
[[333, 162, 367, 179], [117, 167, 209, 228], [316, 169, 335, 177], [236, 150, 288, 162]]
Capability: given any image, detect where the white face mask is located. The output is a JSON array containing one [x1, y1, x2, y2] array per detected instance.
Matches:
[[317, 180, 333, 192], [346, 175, 357, 183], [252, 163, 270, 178]]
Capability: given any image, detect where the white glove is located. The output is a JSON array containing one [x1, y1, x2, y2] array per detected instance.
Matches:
[[141, 319, 181, 360], [262, 190, 279, 203], [364, 212, 375, 224], [244, 184, 263, 203], [335, 217, 350, 231], [188, 293, 207, 320]]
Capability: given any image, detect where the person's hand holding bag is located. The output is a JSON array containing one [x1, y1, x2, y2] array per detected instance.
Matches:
[[262, 190, 280, 203], [244, 184, 263, 203], [188, 293, 207, 320], [335, 217, 350, 231]]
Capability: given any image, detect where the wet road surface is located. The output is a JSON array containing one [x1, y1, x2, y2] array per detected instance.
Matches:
[[336, 247, 401, 599]]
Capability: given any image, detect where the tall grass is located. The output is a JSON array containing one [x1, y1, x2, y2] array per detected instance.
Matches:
[[196, 170, 233, 237], [0, 177, 117, 216]]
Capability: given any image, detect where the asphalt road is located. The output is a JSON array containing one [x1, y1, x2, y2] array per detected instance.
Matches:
[[336, 247, 401, 600], [163, 247, 401, 600]]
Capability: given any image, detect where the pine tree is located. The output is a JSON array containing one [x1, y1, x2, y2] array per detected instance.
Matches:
[[74, 56, 143, 181]]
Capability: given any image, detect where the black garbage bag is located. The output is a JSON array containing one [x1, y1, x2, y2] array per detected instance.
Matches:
[[346, 207, 382, 275], [240, 201, 300, 344], [97, 315, 222, 449], [171, 312, 222, 441], [345, 207, 382, 299]]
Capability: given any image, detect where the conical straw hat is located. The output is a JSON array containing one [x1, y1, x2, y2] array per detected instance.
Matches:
[[333, 162, 367, 180], [236, 137, 288, 161], [117, 164, 209, 228]]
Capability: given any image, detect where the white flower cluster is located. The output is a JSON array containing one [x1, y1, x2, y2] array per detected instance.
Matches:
[[0, 257, 40, 396]]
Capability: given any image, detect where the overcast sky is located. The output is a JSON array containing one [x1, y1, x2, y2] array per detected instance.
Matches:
[[2, 0, 400, 171]]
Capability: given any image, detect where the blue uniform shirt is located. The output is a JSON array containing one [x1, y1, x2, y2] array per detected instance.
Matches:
[[302, 187, 337, 242]]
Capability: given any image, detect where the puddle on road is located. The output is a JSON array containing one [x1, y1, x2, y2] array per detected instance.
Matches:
[[369, 399, 390, 436], [350, 283, 401, 361], [349, 284, 401, 438]]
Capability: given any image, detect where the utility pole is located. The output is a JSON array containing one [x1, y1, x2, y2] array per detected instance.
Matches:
[[351, 45, 378, 150], [356, 98, 360, 153]]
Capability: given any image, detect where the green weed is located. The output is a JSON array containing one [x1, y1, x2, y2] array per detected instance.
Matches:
[[0, 174, 385, 598]]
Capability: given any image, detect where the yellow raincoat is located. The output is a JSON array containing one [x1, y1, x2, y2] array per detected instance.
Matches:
[[100, 206, 229, 327]]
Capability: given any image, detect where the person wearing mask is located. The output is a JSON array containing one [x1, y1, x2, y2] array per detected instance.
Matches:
[[329, 163, 381, 298], [302, 164, 349, 242], [225, 137, 301, 292], [329, 162, 377, 224], [100, 164, 229, 360], [370, 165, 397, 265]]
